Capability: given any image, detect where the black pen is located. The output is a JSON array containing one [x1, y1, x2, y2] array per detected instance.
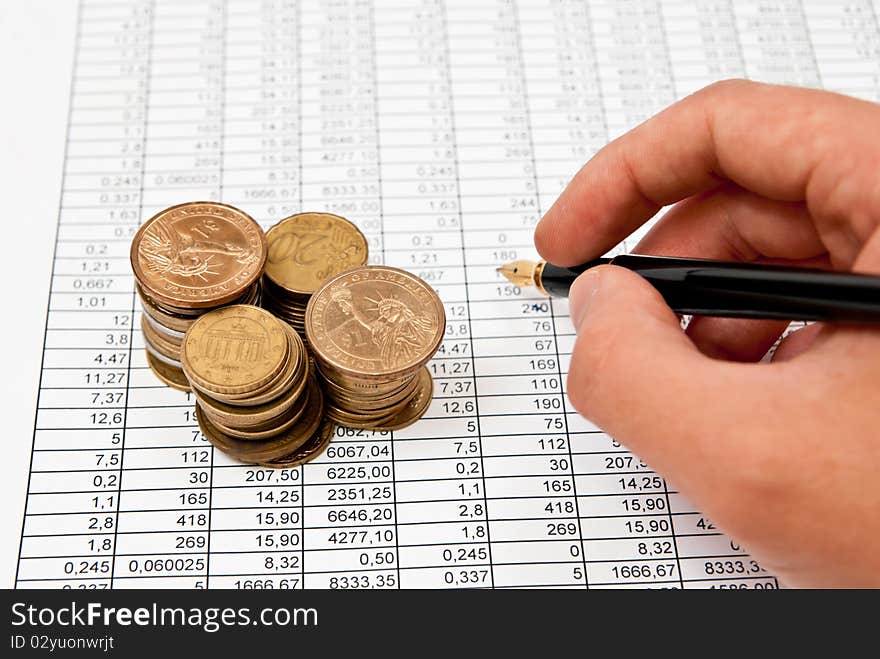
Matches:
[[496, 255, 880, 322]]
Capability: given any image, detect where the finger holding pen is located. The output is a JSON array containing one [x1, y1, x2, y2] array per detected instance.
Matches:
[[533, 79, 880, 588]]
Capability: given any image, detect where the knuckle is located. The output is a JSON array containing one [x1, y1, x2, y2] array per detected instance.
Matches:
[[698, 78, 753, 101], [811, 153, 880, 256]]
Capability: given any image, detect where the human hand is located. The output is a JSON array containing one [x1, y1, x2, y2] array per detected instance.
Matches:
[[534, 80, 880, 588]]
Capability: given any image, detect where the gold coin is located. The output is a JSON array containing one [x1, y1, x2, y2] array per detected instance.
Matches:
[[131, 201, 267, 310], [239, 280, 262, 305], [261, 276, 310, 305], [338, 379, 420, 412], [193, 357, 310, 427], [268, 309, 305, 324], [196, 375, 324, 462], [146, 351, 190, 392], [142, 310, 186, 341], [257, 419, 335, 469], [322, 371, 417, 408], [141, 312, 183, 346], [263, 306, 307, 333], [139, 272, 262, 334], [322, 381, 412, 408], [264, 212, 368, 296], [305, 265, 445, 381], [372, 366, 434, 431], [202, 395, 309, 440], [264, 298, 306, 314], [324, 367, 432, 430], [213, 325, 307, 405], [324, 408, 387, 429], [139, 287, 203, 317], [141, 315, 182, 362], [322, 385, 414, 424], [144, 340, 183, 367], [182, 305, 288, 396], [138, 286, 199, 333], [317, 361, 415, 396], [267, 300, 304, 314]]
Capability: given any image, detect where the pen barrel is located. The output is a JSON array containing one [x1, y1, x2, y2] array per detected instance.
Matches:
[[610, 255, 880, 322], [539, 260, 610, 297]]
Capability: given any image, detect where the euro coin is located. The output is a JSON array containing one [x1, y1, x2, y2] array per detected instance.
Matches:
[[196, 374, 324, 462], [257, 419, 335, 469], [182, 304, 289, 397], [264, 212, 368, 296], [146, 351, 189, 392]]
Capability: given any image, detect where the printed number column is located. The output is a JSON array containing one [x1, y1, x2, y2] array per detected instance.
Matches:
[[569, 0, 683, 588], [447, 0, 582, 588], [520, 0, 615, 587], [16, 0, 152, 589], [208, 0, 305, 590], [663, 0, 745, 96], [734, 0, 822, 87], [660, 1, 778, 589], [663, 0, 802, 590], [803, 0, 880, 102], [299, 0, 398, 589], [113, 0, 224, 588], [374, 0, 492, 589], [222, 0, 302, 223]]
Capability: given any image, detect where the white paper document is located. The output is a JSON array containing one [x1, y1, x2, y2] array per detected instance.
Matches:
[[9, 0, 880, 588]]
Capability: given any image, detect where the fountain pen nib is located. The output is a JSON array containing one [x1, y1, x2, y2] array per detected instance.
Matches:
[[497, 260, 539, 288]]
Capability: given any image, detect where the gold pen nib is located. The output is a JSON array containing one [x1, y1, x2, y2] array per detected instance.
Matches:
[[497, 260, 539, 288]]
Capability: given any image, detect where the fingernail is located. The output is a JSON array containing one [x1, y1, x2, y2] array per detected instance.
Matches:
[[569, 271, 599, 331]]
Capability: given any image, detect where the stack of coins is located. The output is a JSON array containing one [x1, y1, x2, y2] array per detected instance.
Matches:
[[182, 304, 332, 468], [130, 202, 267, 391], [305, 266, 445, 431], [261, 212, 368, 344]]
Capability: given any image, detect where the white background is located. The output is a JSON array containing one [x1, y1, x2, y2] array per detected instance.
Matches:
[[0, 0, 76, 587]]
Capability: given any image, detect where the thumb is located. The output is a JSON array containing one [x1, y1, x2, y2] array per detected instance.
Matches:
[[566, 265, 764, 461]]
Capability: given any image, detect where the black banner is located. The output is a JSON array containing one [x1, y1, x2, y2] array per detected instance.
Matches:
[[1, 589, 873, 655]]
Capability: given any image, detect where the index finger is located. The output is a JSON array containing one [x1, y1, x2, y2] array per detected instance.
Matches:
[[534, 79, 879, 266]]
